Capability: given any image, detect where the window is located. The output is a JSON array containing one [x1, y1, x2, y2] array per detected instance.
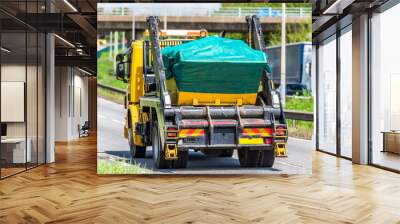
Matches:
[[339, 27, 352, 158], [370, 4, 400, 171], [0, 1, 47, 179], [317, 35, 337, 154]]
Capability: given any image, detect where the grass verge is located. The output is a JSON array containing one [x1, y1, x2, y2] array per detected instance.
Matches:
[[97, 50, 127, 89], [97, 159, 151, 174], [98, 87, 125, 105], [287, 120, 313, 140], [284, 94, 314, 139]]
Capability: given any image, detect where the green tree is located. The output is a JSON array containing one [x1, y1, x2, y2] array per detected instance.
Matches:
[[265, 23, 311, 46], [220, 3, 311, 46]]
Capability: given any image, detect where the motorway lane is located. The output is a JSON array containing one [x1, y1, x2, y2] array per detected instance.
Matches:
[[97, 97, 312, 174], [97, 97, 128, 153]]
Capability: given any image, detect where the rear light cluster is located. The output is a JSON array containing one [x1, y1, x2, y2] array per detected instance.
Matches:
[[166, 127, 178, 138], [167, 132, 177, 137], [263, 128, 273, 145], [275, 127, 287, 136], [264, 138, 272, 145]]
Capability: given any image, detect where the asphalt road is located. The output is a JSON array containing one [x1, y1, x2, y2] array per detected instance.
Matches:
[[97, 98, 127, 153], [97, 97, 312, 174]]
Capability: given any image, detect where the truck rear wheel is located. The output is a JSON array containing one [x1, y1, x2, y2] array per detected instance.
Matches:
[[128, 128, 146, 158], [219, 149, 234, 157], [259, 149, 275, 167], [173, 150, 188, 168], [238, 148, 275, 168], [152, 121, 172, 169], [203, 149, 234, 157]]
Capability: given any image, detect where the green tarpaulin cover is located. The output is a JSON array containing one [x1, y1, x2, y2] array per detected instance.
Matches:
[[162, 36, 271, 94]]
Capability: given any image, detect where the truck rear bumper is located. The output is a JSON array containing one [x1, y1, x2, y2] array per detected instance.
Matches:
[[177, 144, 273, 150]]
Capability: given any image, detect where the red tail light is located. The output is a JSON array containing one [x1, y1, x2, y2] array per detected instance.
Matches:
[[167, 132, 177, 137], [167, 127, 177, 131], [275, 127, 286, 136], [276, 131, 285, 136], [265, 138, 272, 144]]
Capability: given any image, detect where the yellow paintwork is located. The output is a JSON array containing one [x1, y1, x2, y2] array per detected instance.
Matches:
[[144, 29, 208, 38], [239, 138, 264, 145], [128, 104, 144, 146], [275, 142, 287, 157], [129, 41, 145, 103], [178, 129, 205, 138], [166, 77, 178, 104], [177, 92, 257, 106], [165, 144, 178, 160], [125, 40, 146, 146], [242, 128, 272, 137], [97, 39, 107, 45]]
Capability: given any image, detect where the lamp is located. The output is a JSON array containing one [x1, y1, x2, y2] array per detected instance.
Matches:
[[1, 47, 11, 53], [63, 0, 78, 12]]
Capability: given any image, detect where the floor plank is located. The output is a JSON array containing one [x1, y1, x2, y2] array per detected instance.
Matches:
[[0, 135, 399, 223]]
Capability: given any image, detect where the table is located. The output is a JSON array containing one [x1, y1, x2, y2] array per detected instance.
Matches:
[[1, 138, 31, 164]]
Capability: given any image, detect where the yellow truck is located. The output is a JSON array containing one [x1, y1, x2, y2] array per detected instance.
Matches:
[[115, 16, 287, 169]]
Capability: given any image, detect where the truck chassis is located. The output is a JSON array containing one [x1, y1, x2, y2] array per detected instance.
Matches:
[[117, 16, 288, 169]]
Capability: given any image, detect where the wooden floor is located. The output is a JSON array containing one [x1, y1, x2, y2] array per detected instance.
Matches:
[[1, 135, 400, 223], [1, 167, 26, 178], [373, 151, 400, 171]]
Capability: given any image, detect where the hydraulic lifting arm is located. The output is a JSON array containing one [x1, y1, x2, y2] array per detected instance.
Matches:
[[246, 15, 286, 125], [246, 15, 288, 157], [246, 15, 274, 106], [146, 16, 172, 109]]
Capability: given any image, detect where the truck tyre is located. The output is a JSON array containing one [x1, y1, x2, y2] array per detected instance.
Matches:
[[152, 121, 172, 169], [173, 150, 188, 168], [238, 148, 275, 167], [259, 149, 275, 167], [128, 127, 146, 158], [202, 149, 234, 157], [218, 149, 234, 157], [238, 148, 259, 167]]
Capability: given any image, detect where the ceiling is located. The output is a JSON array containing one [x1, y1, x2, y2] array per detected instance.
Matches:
[[0, 0, 97, 75], [312, 0, 390, 42]]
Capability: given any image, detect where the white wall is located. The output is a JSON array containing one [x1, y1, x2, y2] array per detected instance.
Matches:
[[55, 66, 70, 141], [54, 67, 89, 141], [1, 64, 26, 134], [72, 73, 89, 137], [1, 65, 27, 138], [1, 63, 46, 164]]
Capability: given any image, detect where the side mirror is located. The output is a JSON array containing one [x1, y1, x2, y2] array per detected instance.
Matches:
[[116, 62, 125, 80], [115, 54, 127, 83], [116, 53, 124, 62]]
